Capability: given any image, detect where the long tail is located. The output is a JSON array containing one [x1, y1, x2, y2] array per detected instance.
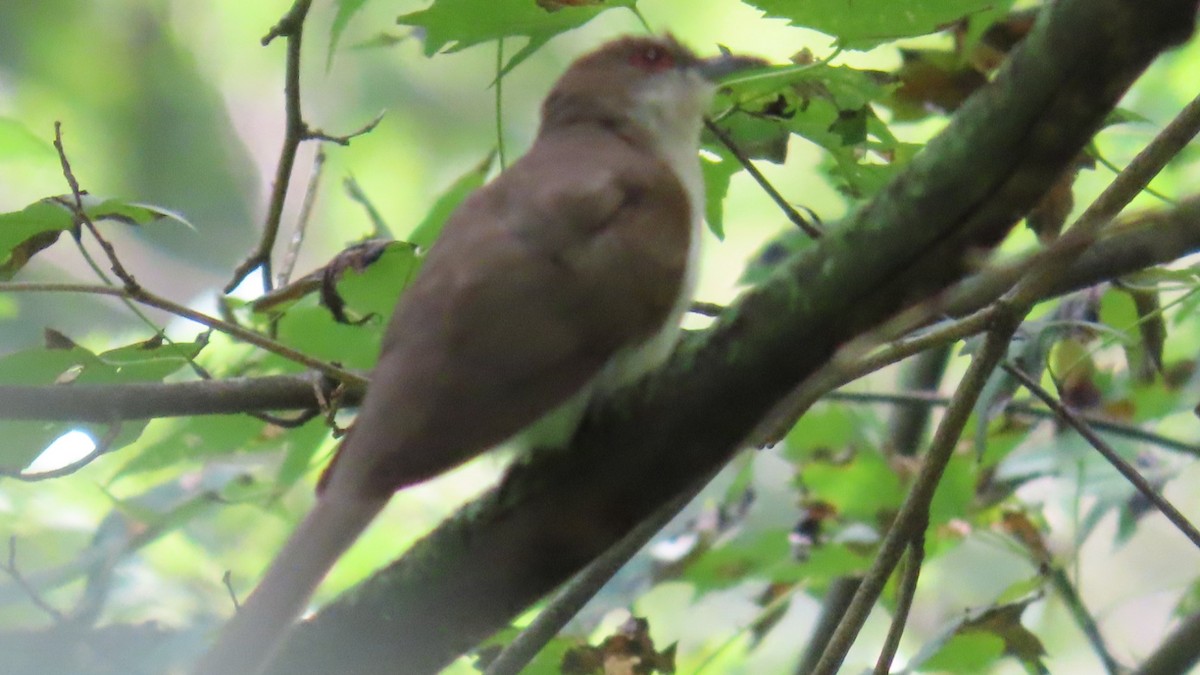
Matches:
[[192, 492, 388, 675]]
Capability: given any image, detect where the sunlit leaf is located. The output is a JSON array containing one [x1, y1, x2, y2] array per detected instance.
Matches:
[[914, 631, 1006, 672], [0, 200, 73, 279], [742, 0, 1001, 49], [801, 449, 904, 522], [408, 150, 496, 249], [329, 0, 373, 67], [398, 0, 635, 76], [0, 117, 54, 160], [699, 147, 740, 239]]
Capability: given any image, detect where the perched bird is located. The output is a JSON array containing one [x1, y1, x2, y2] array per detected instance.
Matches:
[[194, 35, 758, 675]]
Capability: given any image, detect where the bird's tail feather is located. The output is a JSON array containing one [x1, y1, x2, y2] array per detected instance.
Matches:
[[192, 492, 388, 675]]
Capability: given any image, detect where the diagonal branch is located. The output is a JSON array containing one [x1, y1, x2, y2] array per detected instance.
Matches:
[[1003, 363, 1200, 548], [226, 0, 313, 294], [2, 197, 1197, 424], [257, 2, 1199, 673]]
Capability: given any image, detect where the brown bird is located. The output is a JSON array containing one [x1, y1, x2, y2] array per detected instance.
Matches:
[[194, 35, 758, 675]]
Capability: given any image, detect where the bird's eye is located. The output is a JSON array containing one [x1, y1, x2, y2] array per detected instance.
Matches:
[[630, 45, 674, 71]]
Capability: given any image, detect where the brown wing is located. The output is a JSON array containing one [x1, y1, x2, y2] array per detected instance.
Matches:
[[323, 126, 692, 497]]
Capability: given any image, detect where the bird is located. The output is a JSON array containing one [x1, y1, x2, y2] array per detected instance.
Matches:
[[193, 35, 759, 675]]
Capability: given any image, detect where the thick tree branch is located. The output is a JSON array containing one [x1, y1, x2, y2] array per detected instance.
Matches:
[[255, 1, 1199, 673], [2, 200, 1196, 423], [1132, 610, 1200, 675]]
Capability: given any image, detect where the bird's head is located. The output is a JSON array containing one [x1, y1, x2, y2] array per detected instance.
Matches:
[[540, 36, 762, 148]]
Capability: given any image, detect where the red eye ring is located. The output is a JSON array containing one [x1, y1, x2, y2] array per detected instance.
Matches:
[[630, 45, 674, 71]]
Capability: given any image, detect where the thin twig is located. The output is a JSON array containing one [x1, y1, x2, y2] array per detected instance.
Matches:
[[53, 123, 138, 290], [495, 38, 507, 170], [1047, 565, 1121, 674], [826, 389, 1199, 457], [484, 475, 711, 675], [222, 570, 243, 612], [1003, 363, 1200, 549], [0, 282, 364, 386], [810, 309, 1025, 675], [305, 112, 384, 145], [226, 0, 315, 294], [873, 528, 925, 675], [54, 124, 235, 389], [3, 537, 66, 622], [278, 146, 326, 287], [1010, 88, 1200, 307], [703, 118, 823, 239], [794, 576, 863, 675], [1131, 609, 1200, 675], [753, 305, 997, 448], [343, 176, 393, 238]]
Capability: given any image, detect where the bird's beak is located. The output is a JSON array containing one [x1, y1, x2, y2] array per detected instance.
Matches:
[[695, 50, 767, 83]]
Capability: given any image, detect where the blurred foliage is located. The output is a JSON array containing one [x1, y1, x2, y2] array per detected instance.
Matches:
[[1, 1, 1199, 674]]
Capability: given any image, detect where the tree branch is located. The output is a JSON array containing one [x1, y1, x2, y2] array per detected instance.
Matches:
[[256, 1, 1199, 672], [1132, 610, 1200, 675], [3, 199, 1196, 424], [226, 0, 314, 294]]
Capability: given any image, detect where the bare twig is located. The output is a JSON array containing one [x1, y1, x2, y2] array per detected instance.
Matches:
[[753, 305, 997, 448], [3, 538, 66, 623], [704, 118, 823, 239], [277, 147, 326, 287], [231, 1, 383, 294], [222, 571, 243, 612], [1003, 363, 1200, 549], [226, 0, 315, 294], [794, 576, 863, 675], [810, 309, 1025, 675], [484, 479, 707, 675], [342, 176, 393, 238], [873, 529, 925, 675], [1047, 565, 1121, 674], [495, 38, 508, 170], [1010, 88, 1200, 308], [826, 389, 1199, 457], [0, 282, 364, 386], [54, 123, 234, 387], [52, 123, 137, 290], [1132, 609, 1200, 675], [305, 112, 384, 146]]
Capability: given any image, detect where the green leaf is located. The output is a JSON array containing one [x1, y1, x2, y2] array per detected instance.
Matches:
[[0, 200, 73, 279], [928, 454, 976, 527], [0, 117, 54, 161], [782, 402, 864, 459], [742, 0, 1000, 50], [398, 0, 635, 77], [336, 242, 422, 318], [915, 632, 1006, 673], [0, 195, 191, 279], [0, 337, 203, 472], [273, 304, 384, 372], [275, 418, 336, 490], [329, 0, 372, 68], [713, 63, 904, 199], [266, 242, 421, 371], [699, 147, 740, 239], [83, 197, 194, 230], [683, 530, 792, 593], [802, 449, 905, 522], [113, 414, 266, 478], [408, 150, 496, 249]]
